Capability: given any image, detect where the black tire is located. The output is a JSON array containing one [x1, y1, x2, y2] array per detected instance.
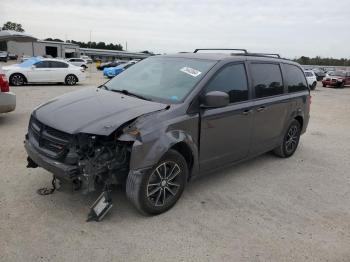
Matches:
[[338, 82, 345, 88], [273, 119, 301, 158], [311, 82, 317, 90], [322, 83, 326, 87], [65, 74, 77, 86], [126, 149, 188, 215], [10, 73, 25, 86]]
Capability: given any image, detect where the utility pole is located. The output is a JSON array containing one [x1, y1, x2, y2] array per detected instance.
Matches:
[[89, 30, 92, 48]]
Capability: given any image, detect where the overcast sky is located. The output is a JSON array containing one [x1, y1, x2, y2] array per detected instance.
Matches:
[[1, 0, 349, 58]]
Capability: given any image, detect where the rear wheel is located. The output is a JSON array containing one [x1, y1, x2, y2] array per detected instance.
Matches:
[[65, 74, 77, 85], [273, 119, 301, 158], [322, 83, 326, 87], [126, 149, 188, 215], [10, 73, 25, 86], [338, 82, 345, 88]]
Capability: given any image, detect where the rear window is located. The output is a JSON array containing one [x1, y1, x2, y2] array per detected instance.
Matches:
[[50, 61, 69, 68], [251, 63, 284, 98], [304, 71, 313, 77], [285, 64, 308, 93]]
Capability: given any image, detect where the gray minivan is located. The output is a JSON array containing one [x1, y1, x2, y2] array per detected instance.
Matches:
[[25, 49, 310, 219]]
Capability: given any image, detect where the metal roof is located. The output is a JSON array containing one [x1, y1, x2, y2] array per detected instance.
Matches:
[[0, 30, 37, 42]]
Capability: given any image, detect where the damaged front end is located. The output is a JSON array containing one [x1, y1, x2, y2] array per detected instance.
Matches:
[[25, 116, 134, 220]]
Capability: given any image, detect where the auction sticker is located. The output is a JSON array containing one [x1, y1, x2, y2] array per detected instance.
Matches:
[[180, 67, 202, 77]]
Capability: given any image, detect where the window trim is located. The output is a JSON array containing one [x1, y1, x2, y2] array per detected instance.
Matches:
[[247, 61, 286, 101], [200, 61, 251, 106]]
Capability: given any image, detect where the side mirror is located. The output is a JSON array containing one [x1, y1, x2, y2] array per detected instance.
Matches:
[[201, 91, 229, 108]]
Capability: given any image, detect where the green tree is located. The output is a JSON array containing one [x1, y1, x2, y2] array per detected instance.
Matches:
[[1, 21, 25, 32]]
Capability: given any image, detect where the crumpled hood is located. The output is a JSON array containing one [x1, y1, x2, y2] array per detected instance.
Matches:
[[33, 87, 167, 136]]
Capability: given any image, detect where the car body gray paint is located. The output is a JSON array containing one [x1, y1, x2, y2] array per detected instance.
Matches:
[[26, 53, 310, 182]]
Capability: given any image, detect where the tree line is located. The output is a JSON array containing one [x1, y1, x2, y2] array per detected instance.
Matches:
[[293, 56, 350, 67], [44, 38, 124, 51]]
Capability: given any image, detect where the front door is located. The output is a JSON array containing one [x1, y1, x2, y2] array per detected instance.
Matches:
[[27, 61, 52, 82], [199, 63, 254, 172]]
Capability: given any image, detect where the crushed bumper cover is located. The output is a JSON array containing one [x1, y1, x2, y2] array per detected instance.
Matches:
[[25, 139, 78, 181]]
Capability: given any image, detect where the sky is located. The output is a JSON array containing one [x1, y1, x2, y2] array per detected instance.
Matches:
[[1, 0, 349, 58]]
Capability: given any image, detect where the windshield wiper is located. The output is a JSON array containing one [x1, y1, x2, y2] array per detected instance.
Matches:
[[109, 89, 152, 101]]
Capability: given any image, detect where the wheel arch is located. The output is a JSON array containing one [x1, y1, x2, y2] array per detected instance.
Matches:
[[127, 130, 199, 180], [10, 72, 28, 83]]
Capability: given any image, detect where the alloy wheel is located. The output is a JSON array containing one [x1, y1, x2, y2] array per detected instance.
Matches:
[[285, 125, 299, 153], [11, 75, 24, 86], [146, 161, 181, 207]]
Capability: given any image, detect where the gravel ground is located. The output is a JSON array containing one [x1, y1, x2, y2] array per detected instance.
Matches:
[[0, 67, 350, 262]]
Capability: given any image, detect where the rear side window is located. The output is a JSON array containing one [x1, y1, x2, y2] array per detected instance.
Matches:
[[50, 61, 69, 68], [251, 63, 284, 98], [35, 61, 51, 68], [284, 64, 308, 93], [205, 63, 249, 103]]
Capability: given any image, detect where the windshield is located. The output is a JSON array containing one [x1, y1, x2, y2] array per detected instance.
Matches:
[[19, 57, 42, 67], [104, 57, 216, 103], [304, 71, 313, 77], [332, 71, 345, 77]]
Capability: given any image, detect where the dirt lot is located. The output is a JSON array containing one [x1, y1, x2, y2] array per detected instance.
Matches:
[[1, 65, 350, 262]]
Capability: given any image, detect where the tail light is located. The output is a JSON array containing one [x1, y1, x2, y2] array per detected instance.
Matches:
[[0, 74, 9, 92]]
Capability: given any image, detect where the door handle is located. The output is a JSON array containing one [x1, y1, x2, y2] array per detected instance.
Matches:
[[256, 106, 266, 112], [242, 109, 253, 115]]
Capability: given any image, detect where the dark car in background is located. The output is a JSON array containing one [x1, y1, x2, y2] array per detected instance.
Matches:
[[97, 61, 125, 70], [0, 51, 9, 62], [312, 68, 326, 81], [25, 49, 310, 218], [322, 71, 350, 88]]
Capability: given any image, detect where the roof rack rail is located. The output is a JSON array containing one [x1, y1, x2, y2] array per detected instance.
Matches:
[[247, 53, 281, 58], [194, 48, 248, 54]]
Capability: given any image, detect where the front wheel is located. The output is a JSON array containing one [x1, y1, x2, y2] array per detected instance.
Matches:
[[10, 73, 25, 86], [273, 119, 301, 158], [126, 150, 188, 215], [311, 82, 317, 90], [65, 74, 77, 85]]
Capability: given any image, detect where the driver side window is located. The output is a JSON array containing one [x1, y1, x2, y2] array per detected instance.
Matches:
[[205, 63, 249, 103]]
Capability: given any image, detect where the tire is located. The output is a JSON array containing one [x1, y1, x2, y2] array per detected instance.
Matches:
[[338, 82, 345, 88], [273, 119, 301, 158], [10, 73, 25, 86], [322, 83, 326, 87], [81, 65, 87, 70], [65, 74, 77, 86], [126, 149, 188, 215], [311, 82, 317, 90]]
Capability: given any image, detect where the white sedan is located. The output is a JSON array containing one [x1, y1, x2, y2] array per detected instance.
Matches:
[[66, 58, 88, 69], [304, 70, 317, 90], [2, 58, 86, 86]]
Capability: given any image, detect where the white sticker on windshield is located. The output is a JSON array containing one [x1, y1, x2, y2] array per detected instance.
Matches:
[[180, 67, 202, 77]]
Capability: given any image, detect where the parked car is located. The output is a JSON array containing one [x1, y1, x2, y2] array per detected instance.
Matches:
[[0, 73, 16, 113], [312, 68, 326, 81], [322, 70, 350, 88], [80, 55, 93, 64], [2, 57, 86, 86], [66, 58, 88, 69], [21, 55, 32, 62], [97, 61, 125, 70], [0, 51, 9, 62], [325, 70, 334, 78], [24, 49, 310, 218], [304, 70, 317, 90], [8, 53, 18, 60], [103, 61, 136, 78]]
